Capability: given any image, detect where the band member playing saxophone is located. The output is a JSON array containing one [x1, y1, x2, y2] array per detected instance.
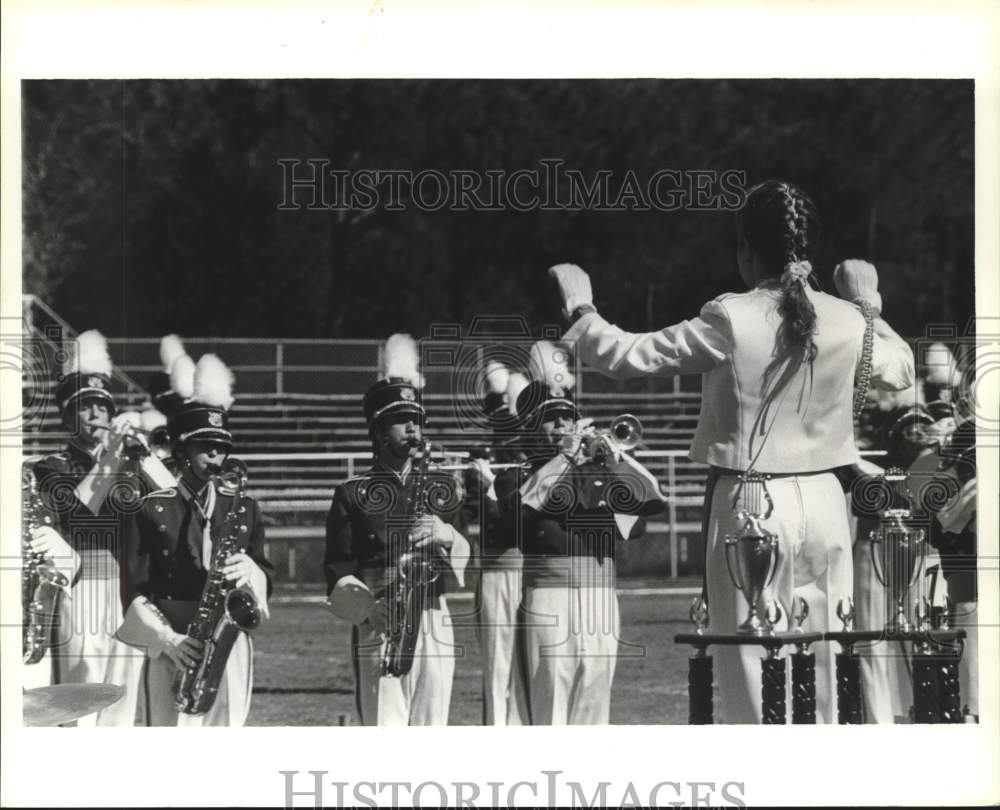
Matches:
[[26, 330, 162, 724], [324, 334, 471, 726], [118, 353, 272, 726]]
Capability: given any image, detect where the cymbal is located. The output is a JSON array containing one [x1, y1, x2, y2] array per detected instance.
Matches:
[[23, 684, 125, 727]]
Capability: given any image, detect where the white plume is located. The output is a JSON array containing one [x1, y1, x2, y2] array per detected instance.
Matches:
[[485, 361, 510, 396], [170, 354, 196, 400], [119, 410, 143, 429], [159, 334, 187, 374], [529, 340, 576, 393], [66, 329, 113, 376], [380, 333, 424, 388], [193, 354, 235, 410], [924, 342, 962, 387], [506, 372, 530, 416], [140, 403, 167, 432]]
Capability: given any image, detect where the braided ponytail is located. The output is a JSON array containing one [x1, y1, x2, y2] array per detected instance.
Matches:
[[736, 180, 820, 362]]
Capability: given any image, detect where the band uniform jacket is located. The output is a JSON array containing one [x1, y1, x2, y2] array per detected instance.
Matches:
[[462, 463, 517, 570], [495, 456, 661, 588], [325, 464, 468, 599], [31, 444, 149, 723], [122, 483, 274, 633], [563, 287, 915, 473]]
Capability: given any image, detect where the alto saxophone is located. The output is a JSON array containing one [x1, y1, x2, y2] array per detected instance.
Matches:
[[381, 439, 441, 678], [22, 463, 69, 665], [173, 458, 262, 714]]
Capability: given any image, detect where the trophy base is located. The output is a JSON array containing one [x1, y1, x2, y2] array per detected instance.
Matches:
[[675, 631, 824, 650], [737, 616, 768, 635]]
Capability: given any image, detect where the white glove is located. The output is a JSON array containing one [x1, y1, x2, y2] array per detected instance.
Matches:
[[548, 263, 594, 320], [411, 515, 455, 552], [362, 599, 388, 638], [471, 457, 496, 487], [834, 259, 883, 316]]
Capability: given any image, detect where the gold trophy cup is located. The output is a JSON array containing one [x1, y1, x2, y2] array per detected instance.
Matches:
[[869, 470, 927, 634], [724, 475, 780, 636]]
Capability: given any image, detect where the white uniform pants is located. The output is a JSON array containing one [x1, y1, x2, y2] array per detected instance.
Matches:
[[478, 568, 526, 725], [520, 585, 619, 725], [141, 633, 253, 727], [705, 472, 852, 724], [353, 596, 456, 726], [52, 561, 144, 727]]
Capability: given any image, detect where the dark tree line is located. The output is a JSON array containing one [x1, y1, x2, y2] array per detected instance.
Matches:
[[22, 79, 974, 340]]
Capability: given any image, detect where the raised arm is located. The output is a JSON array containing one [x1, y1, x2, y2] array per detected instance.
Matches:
[[551, 264, 732, 379], [834, 259, 915, 392]]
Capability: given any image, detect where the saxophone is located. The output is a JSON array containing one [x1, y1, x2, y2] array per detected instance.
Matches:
[[22, 463, 70, 665], [173, 457, 262, 714], [381, 438, 441, 678]]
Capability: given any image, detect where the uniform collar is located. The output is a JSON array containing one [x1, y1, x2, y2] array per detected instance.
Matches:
[[372, 457, 413, 485]]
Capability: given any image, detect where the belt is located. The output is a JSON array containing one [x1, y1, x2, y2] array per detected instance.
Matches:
[[711, 466, 836, 479]]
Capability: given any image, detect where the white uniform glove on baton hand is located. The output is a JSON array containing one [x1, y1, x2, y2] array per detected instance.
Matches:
[[548, 263, 594, 320], [834, 259, 883, 316]]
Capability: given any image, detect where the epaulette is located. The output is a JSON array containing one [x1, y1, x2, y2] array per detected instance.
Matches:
[[217, 485, 238, 496], [143, 487, 178, 501]]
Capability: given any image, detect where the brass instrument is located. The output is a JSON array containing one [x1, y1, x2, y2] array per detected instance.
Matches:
[[577, 413, 643, 462], [87, 420, 162, 461], [173, 457, 262, 714], [381, 438, 440, 678], [22, 463, 69, 665]]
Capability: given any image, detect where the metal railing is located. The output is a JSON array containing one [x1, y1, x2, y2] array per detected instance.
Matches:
[[98, 335, 696, 398]]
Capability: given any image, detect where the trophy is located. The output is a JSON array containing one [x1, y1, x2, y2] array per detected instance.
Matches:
[[725, 473, 780, 635], [790, 597, 816, 724], [868, 468, 927, 633]]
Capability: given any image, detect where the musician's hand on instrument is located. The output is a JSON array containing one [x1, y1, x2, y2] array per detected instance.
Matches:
[[470, 457, 496, 486], [222, 552, 259, 589], [28, 525, 69, 558], [548, 263, 594, 322], [160, 632, 204, 671], [411, 515, 455, 552], [834, 259, 883, 316], [364, 599, 388, 638]]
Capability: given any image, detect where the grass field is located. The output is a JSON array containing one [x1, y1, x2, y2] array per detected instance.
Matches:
[[248, 583, 708, 726]]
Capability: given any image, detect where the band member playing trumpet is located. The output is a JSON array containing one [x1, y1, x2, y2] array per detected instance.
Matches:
[[324, 334, 471, 726], [495, 342, 664, 725], [119, 354, 272, 726], [550, 180, 916, 723], [26, 330, 157, 724]]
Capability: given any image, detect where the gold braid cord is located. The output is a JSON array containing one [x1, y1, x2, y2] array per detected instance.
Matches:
[[853, 299, 875, 420]]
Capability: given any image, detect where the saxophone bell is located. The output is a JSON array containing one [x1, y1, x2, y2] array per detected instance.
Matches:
[[22, 463, 70, 666]]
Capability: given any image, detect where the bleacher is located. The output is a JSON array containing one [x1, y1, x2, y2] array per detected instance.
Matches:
[[20, 296, 712, 580]]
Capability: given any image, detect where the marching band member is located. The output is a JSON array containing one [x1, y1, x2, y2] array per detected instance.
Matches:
[[324, 334, 471, 726], [142, 334, 196, 477], [467, 363, 530, 725], [118, 354, 273, 726], [495, 342, 664, 725], [28, 330, 158, 724], [848, 397, 930, 723], [550, 180, 916, 723]]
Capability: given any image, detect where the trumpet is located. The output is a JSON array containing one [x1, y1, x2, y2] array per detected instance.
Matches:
[[87, 421, 172, 461], [576, 413, 643, 461]]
